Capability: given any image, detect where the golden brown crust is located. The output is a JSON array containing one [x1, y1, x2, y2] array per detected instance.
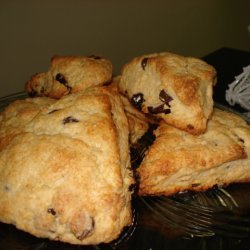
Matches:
[[25, 55, 112, 99], [118, 52, 217, 135], [138, 108, 250, 196], [0, 87, 133, 245]]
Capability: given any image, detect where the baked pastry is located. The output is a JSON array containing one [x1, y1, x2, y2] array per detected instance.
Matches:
[[0, 86, 133, 245], [111, 76, 157, 144], [120, 94, 150, 144], [118, 52, 217, 135], [25, 55, 112, 98], [138, 108, 250, 196]]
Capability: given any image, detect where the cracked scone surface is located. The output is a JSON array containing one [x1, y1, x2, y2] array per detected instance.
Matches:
[[138, 108, 250, 196], [0, 87, 133, 245], [25, 55, 112, 98], [118, 52, 217, 135]]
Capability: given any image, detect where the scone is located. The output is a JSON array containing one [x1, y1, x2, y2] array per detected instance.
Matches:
[[138, 108, 250, 196], [118, 52, 217, 135], [0, 86, 133, 245], [25, 55, 112, 98]]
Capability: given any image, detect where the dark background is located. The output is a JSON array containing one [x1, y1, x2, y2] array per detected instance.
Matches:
[[0, 0, 249, 97]]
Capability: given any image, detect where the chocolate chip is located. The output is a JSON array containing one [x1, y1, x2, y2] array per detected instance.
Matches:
[[159, 89, 173, 107], [130, 123, 158, 170], [148, 104, 171, 114], [131, 93, 145, 110], [55, 73, 67, 85], [47, 208, 56, 216], [55, 73, 72, 93], [63, 116, 79, 124], [141, 57, 149, 70]]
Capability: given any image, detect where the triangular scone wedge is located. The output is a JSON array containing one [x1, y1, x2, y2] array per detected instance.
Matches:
[[138, 108, 250, 196], [25, 55, 112, 98], [118, 52, 217, 135], [0, 86, 133, 245]]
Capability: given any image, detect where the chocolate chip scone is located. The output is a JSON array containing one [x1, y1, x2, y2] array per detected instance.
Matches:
[[118, 52, 217, 135], [138, 108, 250, 196], [25, 55, 112, 98], [0, 87, 133, 245]]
